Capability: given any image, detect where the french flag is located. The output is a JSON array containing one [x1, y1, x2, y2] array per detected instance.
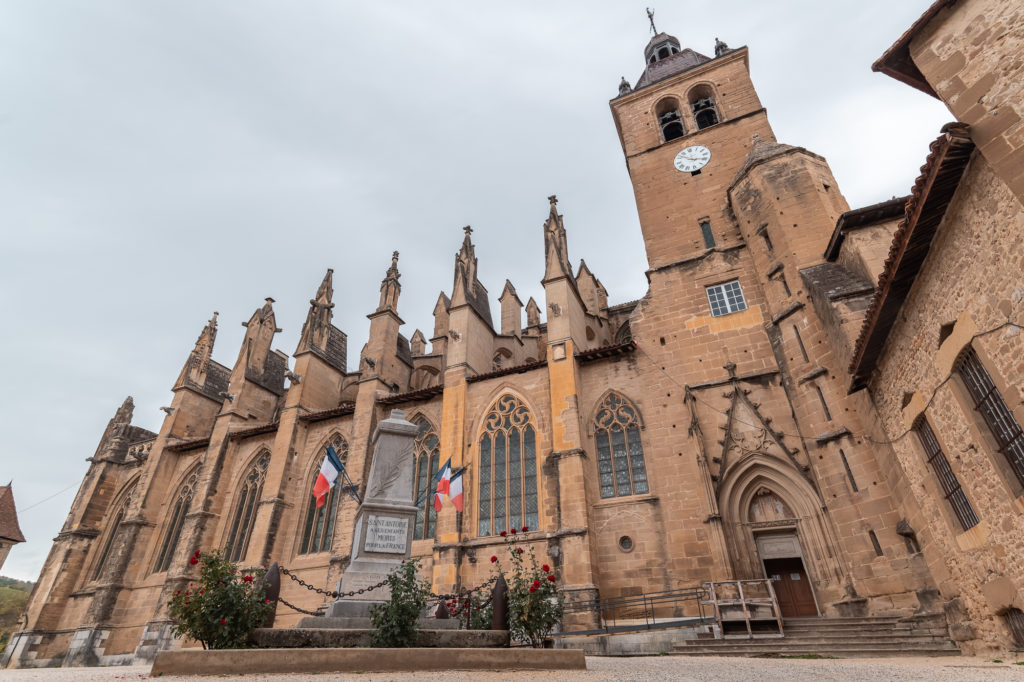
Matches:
[[449, 470, 464, 512], [312, 443, 344, 508], [433, 459, 452, 511]]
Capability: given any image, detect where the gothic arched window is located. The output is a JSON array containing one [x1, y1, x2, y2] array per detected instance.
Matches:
[[93, 480, 137, 580], [688, 84, 720, 130], [594, 394, 649, 498], [656, 98, 685, 142], [411, 418, 441, 540], [299, 435, 348, 554], [225, 450, 270, 562], [478, 395, 538, 536], [154, 466, 199, 572]]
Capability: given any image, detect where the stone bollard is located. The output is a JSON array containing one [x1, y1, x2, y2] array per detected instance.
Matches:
[[491, 574, 509, 637], [262, 562, 281, 628]]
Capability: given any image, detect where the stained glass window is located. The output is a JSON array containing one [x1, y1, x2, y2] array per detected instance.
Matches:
[[154, 466, 199, 571], [594, 393, 649, 498], [478, 395, 538, 536], [225, 450, 271, 562], [299, 435, 348, 554], [411, 418, 441, 540]]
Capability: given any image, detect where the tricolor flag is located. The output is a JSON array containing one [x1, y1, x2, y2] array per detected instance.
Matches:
[[433, 458, 452, 511], [312, 443, 344, 508], [449, 470, 464, 512]]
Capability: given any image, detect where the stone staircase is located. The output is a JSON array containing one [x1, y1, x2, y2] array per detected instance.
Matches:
[[674, 614, 960, 658]]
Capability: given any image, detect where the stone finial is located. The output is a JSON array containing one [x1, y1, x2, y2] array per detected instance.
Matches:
[[377, 251, 401, 313], [525, 297, 541, 328], [543, 195, 572, 281], [714, 37, 730, 57], [618, 77, 632, 95], [297, 269, 336, 355]]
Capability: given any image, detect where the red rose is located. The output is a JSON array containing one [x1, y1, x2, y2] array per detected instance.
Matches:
[[533, 579, 541, 587], [199, 589, 204, 594], [510, 528, 517, 534], [542, 564, 550, 572], [243, 575, 254, 583], [194, 549, 201, 558], [500, 530, 507, 537], [189, 557, 198, 565], [529, 586, 536, 593], [522, 526, 529, 532], [175, 590, 180, 596], [220, 618, 226, 626], [490, 555, 498, 563], [265, 599, 271, 603], [548, 575, 556, 582]]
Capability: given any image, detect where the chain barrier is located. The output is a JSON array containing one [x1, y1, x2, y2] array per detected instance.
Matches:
[[276, 565, 500, 628], [277, 596, 326, 616], [279, 565, 389, 599]]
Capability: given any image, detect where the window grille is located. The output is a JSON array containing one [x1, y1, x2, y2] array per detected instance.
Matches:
[[154, 467, 199, 571], [225, 451, 270, 562], [594, 393, 649, 498], [915, 419, 979, 531], [706, 280, 747, 317], [411, 418, 440, 540], [299, 436, 347, 554], [478, 395, 538, 536], [1004, 607, 1024, 647], [93, 483, 136, 580], [956, 347, 1024, 489]]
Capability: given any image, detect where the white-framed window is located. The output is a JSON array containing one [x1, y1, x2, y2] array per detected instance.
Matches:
[[706, 280, 747, 316]]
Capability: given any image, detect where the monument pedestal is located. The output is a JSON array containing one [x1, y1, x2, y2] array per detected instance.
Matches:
[[327, 409, 419, 618]]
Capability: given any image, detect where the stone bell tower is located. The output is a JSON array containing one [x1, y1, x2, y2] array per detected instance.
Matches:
[[610, 28, 775, 270]]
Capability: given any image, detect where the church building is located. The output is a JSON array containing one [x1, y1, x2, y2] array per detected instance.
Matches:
[[5, 0, 1024, 666]]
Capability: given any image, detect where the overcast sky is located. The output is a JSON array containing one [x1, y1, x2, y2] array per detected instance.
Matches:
[[0, 1, 950, 581]]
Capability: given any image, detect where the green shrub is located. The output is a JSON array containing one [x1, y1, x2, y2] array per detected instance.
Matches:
[[490, 527, 563, 647], [370, 558, 430, 647], [166, 549, 273, 650]]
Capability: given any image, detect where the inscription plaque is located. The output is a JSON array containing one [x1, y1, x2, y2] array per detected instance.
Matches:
[[364, 515, 409, 554]]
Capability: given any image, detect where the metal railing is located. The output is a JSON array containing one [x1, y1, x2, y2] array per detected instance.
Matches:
[[703, 579, 784, 638], [557, 585, 711, 636]]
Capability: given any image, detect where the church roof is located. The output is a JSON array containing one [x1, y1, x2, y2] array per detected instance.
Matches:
[[849, 123, 974, 391], [0, 485, 26, 544], [730, 137, 801, 187], [634, 47, 712, 90], [872, 0, 957, 97]]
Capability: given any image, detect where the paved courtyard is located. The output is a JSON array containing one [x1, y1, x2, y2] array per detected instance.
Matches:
[[2, 656, 1023, 681]]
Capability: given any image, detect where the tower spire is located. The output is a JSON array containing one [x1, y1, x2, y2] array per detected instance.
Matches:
[[176, 312, 218, 388], [543, 194, 573, 281], [296, 269, 335, 354], [377, 251, 401, 312]]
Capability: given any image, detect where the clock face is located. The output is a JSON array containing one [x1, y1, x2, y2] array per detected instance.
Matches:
[[674, 145, 711, 172]]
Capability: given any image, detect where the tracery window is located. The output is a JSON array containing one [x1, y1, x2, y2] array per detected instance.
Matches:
[[93, 481, 137, 580], [915, 418, 979, 531], [154, 466, 199, 572], [411, 418, 441, 540], [225, 450, 270, 562], [956, 347, 1024, 490], [594, 394, 649, 498], [478, 395, 538, 536], [298, 435, 348, 554]]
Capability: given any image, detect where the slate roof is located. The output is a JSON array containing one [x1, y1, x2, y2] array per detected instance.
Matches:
[[825, 196, 910, 262], [848, 123, 975, 391], [0, 485, 26, 544], [634, 47, 712, 90], [800, 263, 875, 303]]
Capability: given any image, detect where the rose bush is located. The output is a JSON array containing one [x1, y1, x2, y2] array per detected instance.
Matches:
[[370, 558, 430, 647], [166, 549, 273, 650], [491, 526, 563, 647]]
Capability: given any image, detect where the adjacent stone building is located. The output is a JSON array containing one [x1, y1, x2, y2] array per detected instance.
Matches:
[[0, 485, 26, 573], [5, 0, 1023, 666]]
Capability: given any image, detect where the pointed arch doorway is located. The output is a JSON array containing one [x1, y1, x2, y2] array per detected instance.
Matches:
[[750, 490, 818, 618]]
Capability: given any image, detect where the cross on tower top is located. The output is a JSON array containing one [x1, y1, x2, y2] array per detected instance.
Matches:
[[646, 7, 657, 34], [463, 225, 473, 236]]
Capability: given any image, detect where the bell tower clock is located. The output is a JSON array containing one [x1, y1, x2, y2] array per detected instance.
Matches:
[[610, 31, 776, 270]]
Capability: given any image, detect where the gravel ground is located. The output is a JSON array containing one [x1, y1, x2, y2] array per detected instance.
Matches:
[[2, 656, 1023, 682]]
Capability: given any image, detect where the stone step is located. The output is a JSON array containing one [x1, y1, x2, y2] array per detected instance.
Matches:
[[681, 635, 954, 648], [673, 647, 961, 658], [675, 641, 960, 652], [251, 628, 508, 649]]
